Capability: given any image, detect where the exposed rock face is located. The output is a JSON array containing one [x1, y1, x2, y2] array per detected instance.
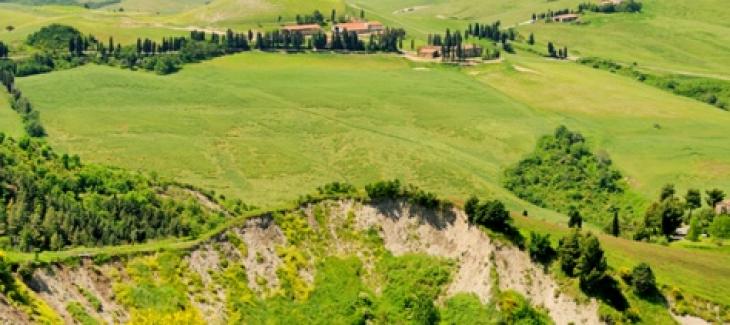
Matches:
[[14, 200, 600, 324]]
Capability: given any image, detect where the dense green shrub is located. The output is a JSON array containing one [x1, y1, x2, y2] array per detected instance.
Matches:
[[631, 263, 656, 297], [440, 293, 497, 324], [26, 24, 82, 50], [528, 232, 555, 265], [710, 215, 730, 239], [496, 290, 553, 324], [374, 254, 452, 324], [464, 197, 523, 247], [504, 126, 633, 225], [365, 179, 444, 209]]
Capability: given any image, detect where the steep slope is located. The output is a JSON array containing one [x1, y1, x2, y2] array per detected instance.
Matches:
[[18, 199, 599, 324]]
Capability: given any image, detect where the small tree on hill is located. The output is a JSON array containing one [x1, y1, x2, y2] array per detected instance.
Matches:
[[577, 233, 607, 291], [705, 188, 725, 208], [687, 215, 701, 242], [611, 209, 620, 237], [685, 189, 701, 218], [631, 263, 656, 297], [558, 230, 582, 276], [661, 198, 684, 237], [527, 33, 535, 45], [547, 42, 556, 57], [660, 184, 676, 201], [528, 232, 555, 265], [568, 208, 583, 229], [464, 196, 479, 222]]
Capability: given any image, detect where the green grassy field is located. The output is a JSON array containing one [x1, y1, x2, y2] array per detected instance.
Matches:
[[0, 0, 347, 47], [17, 53, 555, 209], [352, 0, 730, 77], [18, 52, 730, 209], [515, 214, 730, 311], [476, 55, 730, 199], [0, 93, 24, 138]]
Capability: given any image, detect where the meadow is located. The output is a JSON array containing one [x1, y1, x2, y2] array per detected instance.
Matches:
[[18, 52, 730, 210], [17, 52, 549, 208], [353, 0, 730, 77], [0, 0, 347, 46], [0, 93, 24, 138]]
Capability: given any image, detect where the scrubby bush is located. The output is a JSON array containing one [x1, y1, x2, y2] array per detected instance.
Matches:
[[558, 230, 582, 276], [631, 263, 656, 297], [710, 215, 730, 239], [528, 232, 555, 265], [26, 24, 82, 50], [503, 126, 632, 226]]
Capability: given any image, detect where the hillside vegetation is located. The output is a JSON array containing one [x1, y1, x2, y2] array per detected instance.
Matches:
[[0, 134, 230, 252], [5, 199, 568, 324], [504, 125, 640, 226], [0, 0, 728, 323]]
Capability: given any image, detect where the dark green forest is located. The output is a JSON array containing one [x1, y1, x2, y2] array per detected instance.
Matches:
[[0, 134, 228, 251]]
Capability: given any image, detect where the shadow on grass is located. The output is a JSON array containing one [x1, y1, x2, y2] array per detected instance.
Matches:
[[583, 276, 630, 311]]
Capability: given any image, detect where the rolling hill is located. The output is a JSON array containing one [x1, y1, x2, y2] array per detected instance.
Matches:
[[0, 0, 729, 323]]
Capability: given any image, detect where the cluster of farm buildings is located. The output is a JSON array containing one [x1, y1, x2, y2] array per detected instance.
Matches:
[[281, 21, 385, 35]]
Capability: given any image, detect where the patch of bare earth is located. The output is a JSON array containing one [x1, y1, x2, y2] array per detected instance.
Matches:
[[671, 312, 710, 325], [235, 215, 286, 293], [341, 200, 599, 325], [0, 295, 30, 324], [28, 260, 128, 324]]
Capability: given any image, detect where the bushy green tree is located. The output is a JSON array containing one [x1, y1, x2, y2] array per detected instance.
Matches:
[[684, 189, 701, 217], [710, 215, 730, 239], [631, 263, 656, 297], [644, 185, 685, 237], [687, 216, 701, 242], [558, 230, 582, 276], [503, 126, 628, 226], [528, 232, 555, 265], [705, 188, 725, 208], [568, 208, 583, 229], [577, 233, 607, 291]]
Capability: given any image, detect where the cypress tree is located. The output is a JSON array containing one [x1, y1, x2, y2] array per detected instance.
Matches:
[[611, 210, 620, 237]]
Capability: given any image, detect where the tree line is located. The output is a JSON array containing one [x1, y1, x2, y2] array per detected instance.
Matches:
[[578, 0, 642, 13], [0, 62, 46, 137], [531, 0, 642, 22], [547, 41, 569, 59], [11, 22, 406, 78], [638, 184, 729, 242], [0, 135, 227, 252], [257, 27, 405, 53]]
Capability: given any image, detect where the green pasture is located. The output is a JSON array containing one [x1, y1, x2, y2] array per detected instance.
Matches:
[[17, 52, 556, 211], [0, 93, 24, 138], [516, 215, 730, 307], [476, 54, 730, 200]]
